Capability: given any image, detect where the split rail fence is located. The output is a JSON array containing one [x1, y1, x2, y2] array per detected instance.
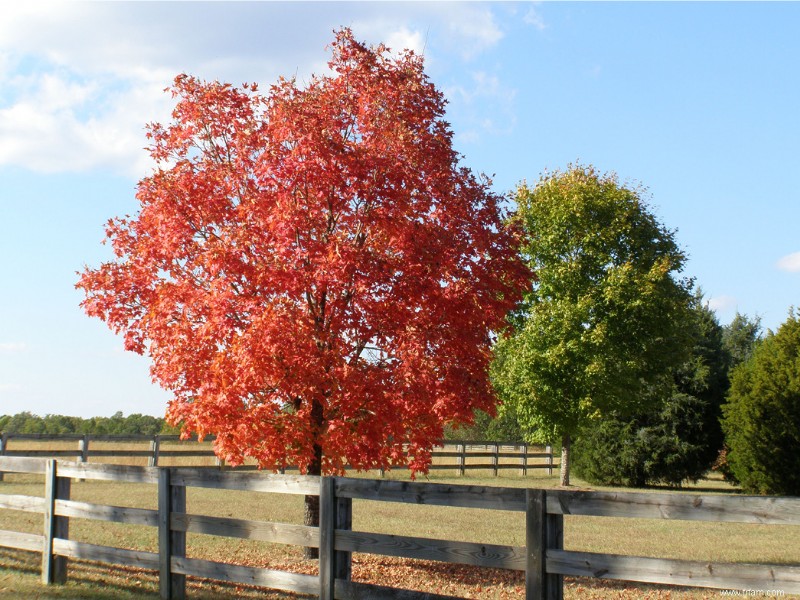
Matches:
[[1, 455, 799, 599], [0, 433, 557, 477]]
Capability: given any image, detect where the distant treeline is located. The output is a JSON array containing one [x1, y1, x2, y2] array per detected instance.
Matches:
[[0, 411, 178, 436]]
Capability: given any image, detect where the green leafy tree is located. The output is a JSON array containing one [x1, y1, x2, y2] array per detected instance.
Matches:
[[721, 309, 800, 495], [573, 297, 729, 487], [491, 164, 694, 485]]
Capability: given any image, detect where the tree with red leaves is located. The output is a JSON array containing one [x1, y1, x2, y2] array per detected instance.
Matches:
[[77, 29, 527, 541]]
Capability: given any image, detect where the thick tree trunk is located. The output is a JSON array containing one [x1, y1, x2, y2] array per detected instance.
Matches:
[[303, 437, 323, 560], [303, 492, 320, 560], [560, 433, 571, 487]]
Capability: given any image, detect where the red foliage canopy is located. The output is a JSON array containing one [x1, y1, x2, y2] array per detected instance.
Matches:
[[77, 30, 528, 476]]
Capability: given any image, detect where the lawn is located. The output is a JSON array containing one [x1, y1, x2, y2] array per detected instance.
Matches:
[[1, 468, 797, 599]]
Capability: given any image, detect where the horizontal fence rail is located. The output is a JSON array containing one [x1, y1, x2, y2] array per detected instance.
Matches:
[[1, 455, 799, 599], [0, 433, 557, 478]]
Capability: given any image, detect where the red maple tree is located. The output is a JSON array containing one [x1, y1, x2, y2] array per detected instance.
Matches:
[[77, 30, 527, 481]]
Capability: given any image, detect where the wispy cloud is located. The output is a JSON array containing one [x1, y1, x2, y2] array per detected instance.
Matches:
[[445, 71, 517, 145], [776, 251, 800, 273], [523, 6, 547, 31], [444, 6, 504, 60], [706, 295, 737, 314], [0, 342, 28, 354]]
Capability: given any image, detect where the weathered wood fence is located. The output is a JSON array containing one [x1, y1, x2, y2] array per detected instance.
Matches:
[[0, 433, 556, 477], [1, 456, 799, 599]]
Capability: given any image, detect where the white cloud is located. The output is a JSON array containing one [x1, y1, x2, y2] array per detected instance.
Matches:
[[0, 2, 508, 176], [524, 7, 547, 31], [386, 27, 427, 56], [706, 295, 737, 314], [443, 6, 504, 60], [444, 71, 517, 144], [0, 342, 28, 354], [776, 251, 800, 273]]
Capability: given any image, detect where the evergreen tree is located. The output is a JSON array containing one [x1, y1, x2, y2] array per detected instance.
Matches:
[[573, 298, 728, 487], [721, 310, 800, 495]]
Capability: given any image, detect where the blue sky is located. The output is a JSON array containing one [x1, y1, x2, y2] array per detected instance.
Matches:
[[1, 2, 798, 418]]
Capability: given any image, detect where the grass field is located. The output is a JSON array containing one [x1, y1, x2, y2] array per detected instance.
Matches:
[[1, 468, 797, 599]]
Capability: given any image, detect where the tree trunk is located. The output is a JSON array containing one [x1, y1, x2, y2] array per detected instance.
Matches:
[[303, 441, 323, 560], [560, 433, 571, 487]]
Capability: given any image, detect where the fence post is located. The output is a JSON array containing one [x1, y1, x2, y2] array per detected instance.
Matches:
[[525, 488, 547, 600], [42, 459, 71, 585], [335, 485, 353, 583], [319, 476, 335, 600], [79, 434, 90, 465], [0, 432, 7, 481], [522, 443, 528, 477], [78, 434, 90, 482], [159, 468, 186, 600], [493, 443, 499, 476], [545, 511, 564, 600], [545, 444, 553, 476], [458, 443, 466, 476], [149, 435, 161, 468]]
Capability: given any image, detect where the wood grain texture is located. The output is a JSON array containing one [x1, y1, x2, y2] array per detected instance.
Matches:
[[547, 490, 800, 524], [170, 556, 318, 596], [319, 476, 336, 600], [170, 513, 318, 546], [0, 493, 46, 513], [56, 461, 159, 484], [53, 538, 159, 570], [158, 468, 172, 600], [55, 499, 158, 527], [526, 489, 546, 600], [41, 460, 57, 584], [169, 473, 186, 600], [0, 529, 44, 552], [169, 469, 319, 495], [0, 456, 48, 474], [335, 529, 526, 570], [334, 477, 526, 511], [546, 550, 800, 593]]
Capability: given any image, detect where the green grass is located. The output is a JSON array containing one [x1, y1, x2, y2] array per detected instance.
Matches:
[[1, 469, 798, 599]]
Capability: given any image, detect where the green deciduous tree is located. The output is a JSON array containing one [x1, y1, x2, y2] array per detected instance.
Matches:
[[491, 164, 694, 485], [721, 309, 800, 495]]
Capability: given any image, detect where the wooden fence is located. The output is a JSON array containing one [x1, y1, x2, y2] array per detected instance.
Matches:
[[0, 433, 557, 477], [1, 456, 799, 599]]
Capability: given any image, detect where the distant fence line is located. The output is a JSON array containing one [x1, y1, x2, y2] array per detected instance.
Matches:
[[1, 456, 799, 599], [0, 433, 557, 479]]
